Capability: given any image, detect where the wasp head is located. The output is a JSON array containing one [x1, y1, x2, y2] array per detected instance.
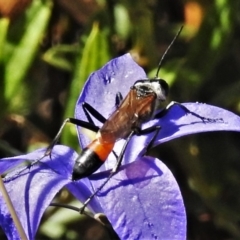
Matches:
[[133, 78, 169, 101]]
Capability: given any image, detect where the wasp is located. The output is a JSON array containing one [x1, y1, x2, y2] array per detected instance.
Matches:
[[39, 26, 217, 212]]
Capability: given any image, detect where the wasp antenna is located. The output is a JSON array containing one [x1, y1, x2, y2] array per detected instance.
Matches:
[[155, 25, 183, 78]]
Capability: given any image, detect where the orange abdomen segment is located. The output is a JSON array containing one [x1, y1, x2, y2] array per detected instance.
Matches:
[[88, 139, 114, 162]]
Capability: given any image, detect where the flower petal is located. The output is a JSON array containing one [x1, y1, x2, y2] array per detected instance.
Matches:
[[123, 102, 240, 161], [0, 148, 49, 175], [155, 102, 240, 144], [66, 181, 103, 213], [88, 156, 186, 239], [71, 53, 240, 240], [0, 145, 83, 240]]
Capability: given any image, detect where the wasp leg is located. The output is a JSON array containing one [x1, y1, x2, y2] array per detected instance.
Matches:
[[79, 131, 135, 213], [46, 102, 121, 167], [110, 125, 162, 170], [37, 102, 106, 160], [115, 92, 123, 108], [9, 118, 100, 178], [43, 118, 99, 158], [79, 125, 162, 213], [30, 119, 99, 167], [82, 102, 120, 160], [79, 125, 163, 213], [155, 101, 223, 123], [135, 125, 161, 155], [82, 102, 107, 124], [82, 92, 123, 124]]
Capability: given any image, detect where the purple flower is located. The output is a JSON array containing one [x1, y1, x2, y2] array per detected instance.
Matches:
[[1, 53, 240, 239]]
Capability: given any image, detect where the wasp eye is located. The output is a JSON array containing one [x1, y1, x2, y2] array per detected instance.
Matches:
[[159, 79, 169, 96], [141, 85, 151, 91]]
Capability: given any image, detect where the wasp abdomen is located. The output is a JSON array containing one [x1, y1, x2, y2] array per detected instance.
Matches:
[[72, 139, 114, 181], [72, 147, 103, 180]]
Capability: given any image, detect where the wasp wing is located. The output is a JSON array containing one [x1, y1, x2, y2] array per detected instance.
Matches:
[[99, 88, 156, 143]]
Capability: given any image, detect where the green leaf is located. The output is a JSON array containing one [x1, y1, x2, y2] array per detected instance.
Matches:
[[61, 22, 111, 149], [4, 0, 52, 102], [42, 44, 76, 71], [0, 18, 9, 63], [0, 18, 10, 117]]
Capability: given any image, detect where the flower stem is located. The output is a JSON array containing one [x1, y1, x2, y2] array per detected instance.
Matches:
[[0, 176, 28, 239]]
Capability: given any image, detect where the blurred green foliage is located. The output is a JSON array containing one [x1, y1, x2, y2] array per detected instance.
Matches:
[[1, 0, 240, 239], [0, 0, 52, 114]]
